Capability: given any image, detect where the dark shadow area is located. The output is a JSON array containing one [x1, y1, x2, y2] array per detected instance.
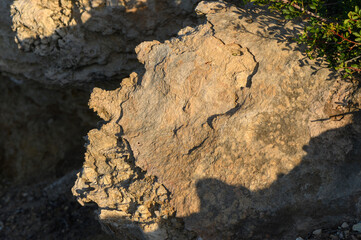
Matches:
[[185, 112, 361, 239], [0, 73, 103, 239], [0, 171, 108, 240], [0, 72, 98, 182]]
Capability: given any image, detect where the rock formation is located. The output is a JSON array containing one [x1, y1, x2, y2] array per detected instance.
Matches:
[[73, 1, 361, 239], [1, 0, 198, 85]]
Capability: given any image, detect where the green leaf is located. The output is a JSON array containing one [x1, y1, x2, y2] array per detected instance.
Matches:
[[247, 0, 361, 80], [282, 9, 290, 14], [309, 4, 316, 10]]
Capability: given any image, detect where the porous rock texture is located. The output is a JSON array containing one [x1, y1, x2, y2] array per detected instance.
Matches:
[[0, 0, 198, 85], [72, 73, 197, 240], [73, 1, 361, 239]]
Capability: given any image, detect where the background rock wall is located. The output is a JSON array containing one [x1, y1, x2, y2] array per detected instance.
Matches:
[[1, 0, 198, 85]]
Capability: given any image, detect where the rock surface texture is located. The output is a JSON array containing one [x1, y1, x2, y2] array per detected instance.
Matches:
[[73, 1, 361, 239], [73, 73, 197, 240], [0, 0, 198, 85]]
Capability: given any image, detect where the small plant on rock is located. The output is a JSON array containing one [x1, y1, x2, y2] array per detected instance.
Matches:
[[244, 0, 361, 80]]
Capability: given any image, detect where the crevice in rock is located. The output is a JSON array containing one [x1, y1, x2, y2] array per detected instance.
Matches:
[[206, 95, 249, 129], [246, 51, 259, 88], [187, 137, 209, 155], [206, 18, 226, 45]]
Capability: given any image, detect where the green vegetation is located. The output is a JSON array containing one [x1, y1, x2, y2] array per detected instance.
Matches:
[[244, 0, 361, 80]]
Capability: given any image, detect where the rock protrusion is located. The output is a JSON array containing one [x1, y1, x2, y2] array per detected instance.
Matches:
[[73, 74, 196, 239]]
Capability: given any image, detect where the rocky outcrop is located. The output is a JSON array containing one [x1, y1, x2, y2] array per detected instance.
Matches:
[[0, 0, 198, 85], [72, 73, 197, 239], [73, 1, 361, 239]]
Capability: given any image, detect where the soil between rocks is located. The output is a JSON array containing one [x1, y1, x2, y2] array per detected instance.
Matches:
[[0, 171, 111, 240], [298, 224, 361, 240]]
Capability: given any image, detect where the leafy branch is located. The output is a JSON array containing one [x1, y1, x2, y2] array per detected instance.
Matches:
[[278, 0, 329, 22], [244, 0, 361, 79]]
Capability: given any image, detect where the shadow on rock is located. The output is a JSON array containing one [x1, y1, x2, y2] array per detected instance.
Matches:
[[185, 113, 361, 239], [229, 3, 337, 80], [6, 0, 199, 88]]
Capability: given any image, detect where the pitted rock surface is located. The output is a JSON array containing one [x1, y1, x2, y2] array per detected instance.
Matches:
[[72, 74, 197, 240], [1, 0, 198, 85], [73, 1, 361, 239]]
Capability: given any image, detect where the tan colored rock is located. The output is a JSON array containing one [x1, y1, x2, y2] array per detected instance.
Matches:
[[73, 74, 196, 240], [0, 0, 198, 85], [74, 1, 361, 239]]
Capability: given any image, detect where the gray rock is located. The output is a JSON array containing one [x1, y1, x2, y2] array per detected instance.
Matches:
[[313, 229, 322, 235], [352, 223, 361, 233], [330, 235, 338, 240], [341, 222, 349, 229]]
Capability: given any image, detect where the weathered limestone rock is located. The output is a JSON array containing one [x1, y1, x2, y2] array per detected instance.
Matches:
[[72, 73, 197, 239], [0, 0, 198, 85], [73, 1, 361, 239]]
